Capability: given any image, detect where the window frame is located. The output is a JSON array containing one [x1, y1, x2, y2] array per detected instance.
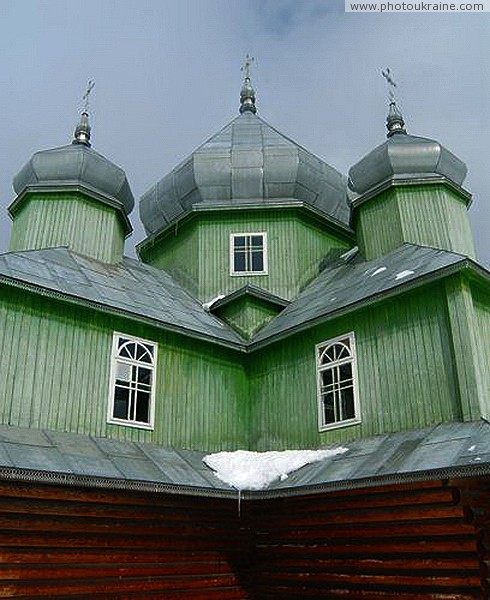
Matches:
[[107, 332, 158, 430], [316, 332, 361, 432], [229, 232, 268, 276]]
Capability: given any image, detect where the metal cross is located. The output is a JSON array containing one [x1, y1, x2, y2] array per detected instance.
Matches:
[[381, 68, 397, 102], [241, 55, 255, 80], [82, 80, 95, 113]]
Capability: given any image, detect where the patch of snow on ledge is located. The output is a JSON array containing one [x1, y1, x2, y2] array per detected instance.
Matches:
[[371, 267, 387, 277], [203, 448, 348, 491], [395, 269, 415, 281]]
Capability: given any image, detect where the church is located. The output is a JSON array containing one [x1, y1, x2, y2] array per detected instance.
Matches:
[[0, 69, 489, 598]]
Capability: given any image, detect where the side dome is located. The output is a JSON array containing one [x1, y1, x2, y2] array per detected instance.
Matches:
[[13, 143, 134, 214], [140, 112, 349, 236], [349, 133, 467, 197]]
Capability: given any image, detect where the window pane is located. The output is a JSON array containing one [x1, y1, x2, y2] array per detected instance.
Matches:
[[339, 363, 353, 383], [118, 337, 130, 349], [340, 387, 355, 420], [251, 235, 263, 247], [321, 368, 334, 388], [323, 392, 335, 425], [119, 342, 135, 360], [136, 343, 152, 363], [251, 251, 263, 272], [137, 367, 152, 386], [113, 386, 130, 419], [234, 236, 246, 248], [234, 251, 246, 272], [135, 391, 150, 423], [116, 362, 131, 383]]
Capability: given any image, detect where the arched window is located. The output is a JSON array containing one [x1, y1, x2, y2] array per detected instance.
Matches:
[[108, 334, 157, 429], [316, 333, 360, 430]]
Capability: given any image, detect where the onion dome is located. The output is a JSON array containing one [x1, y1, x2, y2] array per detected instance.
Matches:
[[348, 102, 467, 196], [140, 110, 349, 236], [13, 111, 134, 214]]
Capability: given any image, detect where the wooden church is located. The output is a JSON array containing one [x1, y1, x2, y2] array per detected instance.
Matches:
[[1, 70, 490, 598]]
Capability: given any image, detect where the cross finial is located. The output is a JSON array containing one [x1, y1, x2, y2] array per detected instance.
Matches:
[[241, 55, 255, 81], [381, 68, 397, 102], [82, 79, 95, 113], [382, 68, 406, 137], [239, 55, 257, 114]]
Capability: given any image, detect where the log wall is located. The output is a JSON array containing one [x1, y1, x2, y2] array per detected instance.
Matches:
[[247, 479, 489, 599], [0, 481, 252, 599], [0, 478, 488, 598]]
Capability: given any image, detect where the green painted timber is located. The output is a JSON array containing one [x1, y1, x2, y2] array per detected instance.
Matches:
[[444, 275, 482, 422], [0, 284, 250, 451], [468, 281, 490, 419], [356, 184, 475, 261], [140, 208, 352, 302], [214, 295, 282, 339], [249, 282, 460, 450], [9, 192, 126, 264]]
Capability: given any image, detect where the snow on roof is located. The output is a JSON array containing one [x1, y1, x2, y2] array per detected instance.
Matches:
[[203, 448, 348, 491]]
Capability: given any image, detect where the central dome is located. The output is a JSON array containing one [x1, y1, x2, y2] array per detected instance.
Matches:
[[139, 112, 349, 236]]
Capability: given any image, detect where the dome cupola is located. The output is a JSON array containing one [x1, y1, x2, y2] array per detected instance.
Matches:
[[9, 90, 134, 264], [348, 97, 474, 261]]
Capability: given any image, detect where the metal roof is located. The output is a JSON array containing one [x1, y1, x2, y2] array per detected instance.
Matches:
[[0, 421, 488, 499], [13, 144, 134, 214], [348, 133, 467, 196], [0, 246, 243, 348], [252, 243, 469, 346], [139, 112, 350, 236]]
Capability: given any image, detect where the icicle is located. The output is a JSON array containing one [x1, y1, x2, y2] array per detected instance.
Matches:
[[237, 488, 242, 517]]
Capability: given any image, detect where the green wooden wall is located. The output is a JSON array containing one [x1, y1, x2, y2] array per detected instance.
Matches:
[[9, 192, 126, 264], [215, 295, 281, 339], [469, 281, 490, 420], [0, 285, 250, 451], [356, 184, 475, 260], [1, 274, 487, 453], [141, 209, 351, 303], [249, 282, 462, 450]]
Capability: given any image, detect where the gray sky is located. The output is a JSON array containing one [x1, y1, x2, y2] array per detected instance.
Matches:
[[1, 1, 489, 262]]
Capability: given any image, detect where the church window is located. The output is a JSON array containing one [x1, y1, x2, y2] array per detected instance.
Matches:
[[108, 333, 157, 429], [230, 232, 267, 275], [316, 333, 360, 431]]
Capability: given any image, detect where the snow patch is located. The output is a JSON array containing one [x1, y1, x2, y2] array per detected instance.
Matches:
[[203, 448, 348, 491], [395, 270, 415, 281], [202, 294, 226, 311], [468, 445, 476, 452], [371, 267, 387, 277], [340, 246, 359, 261]]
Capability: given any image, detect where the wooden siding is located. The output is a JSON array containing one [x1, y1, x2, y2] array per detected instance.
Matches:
[[250, 283, 460, 450], [215, 296, 281, 340], [9, 192, 126, 264], [0, 286, 250, 451], [469, 282, 490, 419], [142, 209, 351, 302], [0, 481, 252, 599], [247, 479, 488, 599], [142, 220, 200, 299], [445, 276, 482, 422], [356, 184, 475, 260]]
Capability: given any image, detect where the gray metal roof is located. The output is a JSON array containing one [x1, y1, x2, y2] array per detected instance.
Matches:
[[0, 421, 488, 498], [13, 144, 134, 214], [348, 133, 467, 196], [0, 246, 243, 347], [252, 243, 469, 345], [140, 112, 350, 236]]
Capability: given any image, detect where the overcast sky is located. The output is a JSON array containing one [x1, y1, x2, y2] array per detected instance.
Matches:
[[1, 1, 489, 263]]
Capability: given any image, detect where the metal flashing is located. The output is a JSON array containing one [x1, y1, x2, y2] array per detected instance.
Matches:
[[0, 421, 488, 500]]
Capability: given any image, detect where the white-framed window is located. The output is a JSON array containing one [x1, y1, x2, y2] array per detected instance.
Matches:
[[230, 232, 268, 275], [108, 333, 157, 430], [316, 333, 360, 431]]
